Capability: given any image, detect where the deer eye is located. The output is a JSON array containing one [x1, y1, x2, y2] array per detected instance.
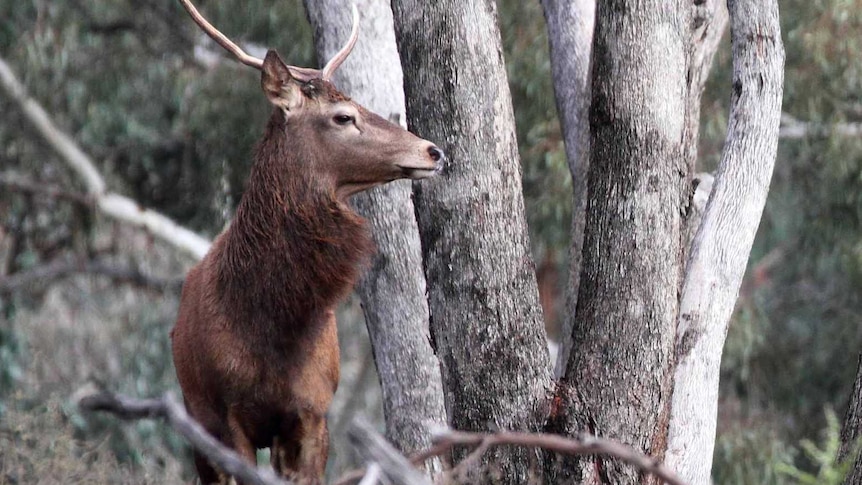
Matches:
[[333, 114, 354, 125]]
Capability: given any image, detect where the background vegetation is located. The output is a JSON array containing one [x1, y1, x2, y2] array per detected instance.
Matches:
[[0, 0, 860, 483]]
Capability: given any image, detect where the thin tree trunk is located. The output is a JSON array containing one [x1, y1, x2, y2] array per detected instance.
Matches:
[[303, 0, 446, 471], [539, 0, 595, 379], [841, 354, 862, 485], [680, 0, 728, 266], [390, 1, 552, 482], [665, 0, 784, 482], [549, 1, 690, 483]]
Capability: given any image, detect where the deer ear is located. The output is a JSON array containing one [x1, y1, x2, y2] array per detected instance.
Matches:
[[261, 50, 303, 111]]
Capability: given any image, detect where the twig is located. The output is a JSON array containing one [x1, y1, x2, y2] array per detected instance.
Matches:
[[78, 391, 291, 485], [448, 435, 492, 482], [0, 55, 212, 260], [346, 418, 433, 485], [335, 427, 688, 485], [0, 258, 184, 293], [432, 430, 687, 485]]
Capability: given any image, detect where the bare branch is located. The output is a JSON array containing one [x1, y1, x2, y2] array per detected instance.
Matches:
[[427, 430, 687, 485], [0, 258, 183, 294], [0, 55, 212, 261], [338, 425, 688, 485], [78, 391, 290, 485], [346, 418, 433, 485]]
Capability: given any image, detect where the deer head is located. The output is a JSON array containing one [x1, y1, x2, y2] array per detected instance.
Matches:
[[178, 0, 445, 200]]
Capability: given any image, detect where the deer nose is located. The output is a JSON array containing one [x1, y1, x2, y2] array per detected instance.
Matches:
[[428, 145, 446, 166]]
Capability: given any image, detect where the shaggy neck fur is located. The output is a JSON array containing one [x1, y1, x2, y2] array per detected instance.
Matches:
[[216, 110, 373, 337]]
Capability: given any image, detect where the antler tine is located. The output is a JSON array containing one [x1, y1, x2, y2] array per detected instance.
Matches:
[[321, 3, 360, 81], [178, 0, 263, 70]]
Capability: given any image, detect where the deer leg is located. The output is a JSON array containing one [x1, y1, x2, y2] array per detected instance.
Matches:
[[185, 401, 233, 485], [294, 410, 329, 484]]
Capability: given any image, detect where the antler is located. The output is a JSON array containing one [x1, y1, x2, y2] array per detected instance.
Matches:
[[177, 0, 359, 82], [321, 3, 360, 80]]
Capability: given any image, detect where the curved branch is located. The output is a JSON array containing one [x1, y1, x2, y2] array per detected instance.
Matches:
[[0, 55, 211, 261], [78, 391, 290, 485], [666, 0, 785, 482], [337, 425, 688, 485]]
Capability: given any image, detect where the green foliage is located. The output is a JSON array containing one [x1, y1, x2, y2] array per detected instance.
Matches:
[[775, 409, 857, 485], [714, 409, 858, 485], [711, 0, 862, 474], [498, 0, 572, 259], [713, 422, 795, 485]]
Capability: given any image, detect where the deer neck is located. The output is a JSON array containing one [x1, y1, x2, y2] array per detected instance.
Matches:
[[216, 114, 373, 328]]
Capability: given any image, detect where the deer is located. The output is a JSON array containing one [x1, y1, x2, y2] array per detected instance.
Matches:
[[169, 1, 445, 483]]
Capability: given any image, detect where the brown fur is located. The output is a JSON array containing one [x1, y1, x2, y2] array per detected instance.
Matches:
[[171, 51, 443, 484]]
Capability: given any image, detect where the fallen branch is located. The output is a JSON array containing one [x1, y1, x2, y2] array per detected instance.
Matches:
[[78, 391, 290, 485], [0, 258, 184, 293], [336, 425, 688, 485], [0, 55, 211, 261]]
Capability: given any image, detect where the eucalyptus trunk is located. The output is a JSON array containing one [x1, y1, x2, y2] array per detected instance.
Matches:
[[390, 1, 552, 482], [548, 1, 690, 483], [539, 0, 595, 378], [666, 0, 784, 482], [303, 0, 446, 472]]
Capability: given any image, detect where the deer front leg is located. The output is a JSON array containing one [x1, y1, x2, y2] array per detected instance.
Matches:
[[271, 411, 327, 484], [295, 410, 329, 484]]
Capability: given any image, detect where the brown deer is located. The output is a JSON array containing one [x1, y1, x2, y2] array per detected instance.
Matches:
[[170, 2, 445, 483]]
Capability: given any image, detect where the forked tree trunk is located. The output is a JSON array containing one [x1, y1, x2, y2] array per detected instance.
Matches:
[[303, 0, 446, 471], [390, 1, 552, 482], [665, 0, 784, 482], [840, 355, 862, 485], [539, 0, 595, 379], [548, 1, 690, 483]]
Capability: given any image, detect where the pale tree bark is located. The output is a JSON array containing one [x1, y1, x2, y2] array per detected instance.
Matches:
[[665, 0, 784, 482], [390, 1, 552, 482], [680, 0, 728, 260], [548, 1, 689, 483], [539, 0, 595, 379], [839, 355, 862, 485], [303, 0, 446, 470]]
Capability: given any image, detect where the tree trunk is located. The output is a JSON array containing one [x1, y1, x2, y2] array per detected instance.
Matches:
[[840, 354, 862, 485], [549, 1, 690, 483], [303, 0, 446, 471], [664, 1, 784, 482], [679, 0, 728, 267], [390, 1, 552, 482], [539, 0, 595, 379]]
